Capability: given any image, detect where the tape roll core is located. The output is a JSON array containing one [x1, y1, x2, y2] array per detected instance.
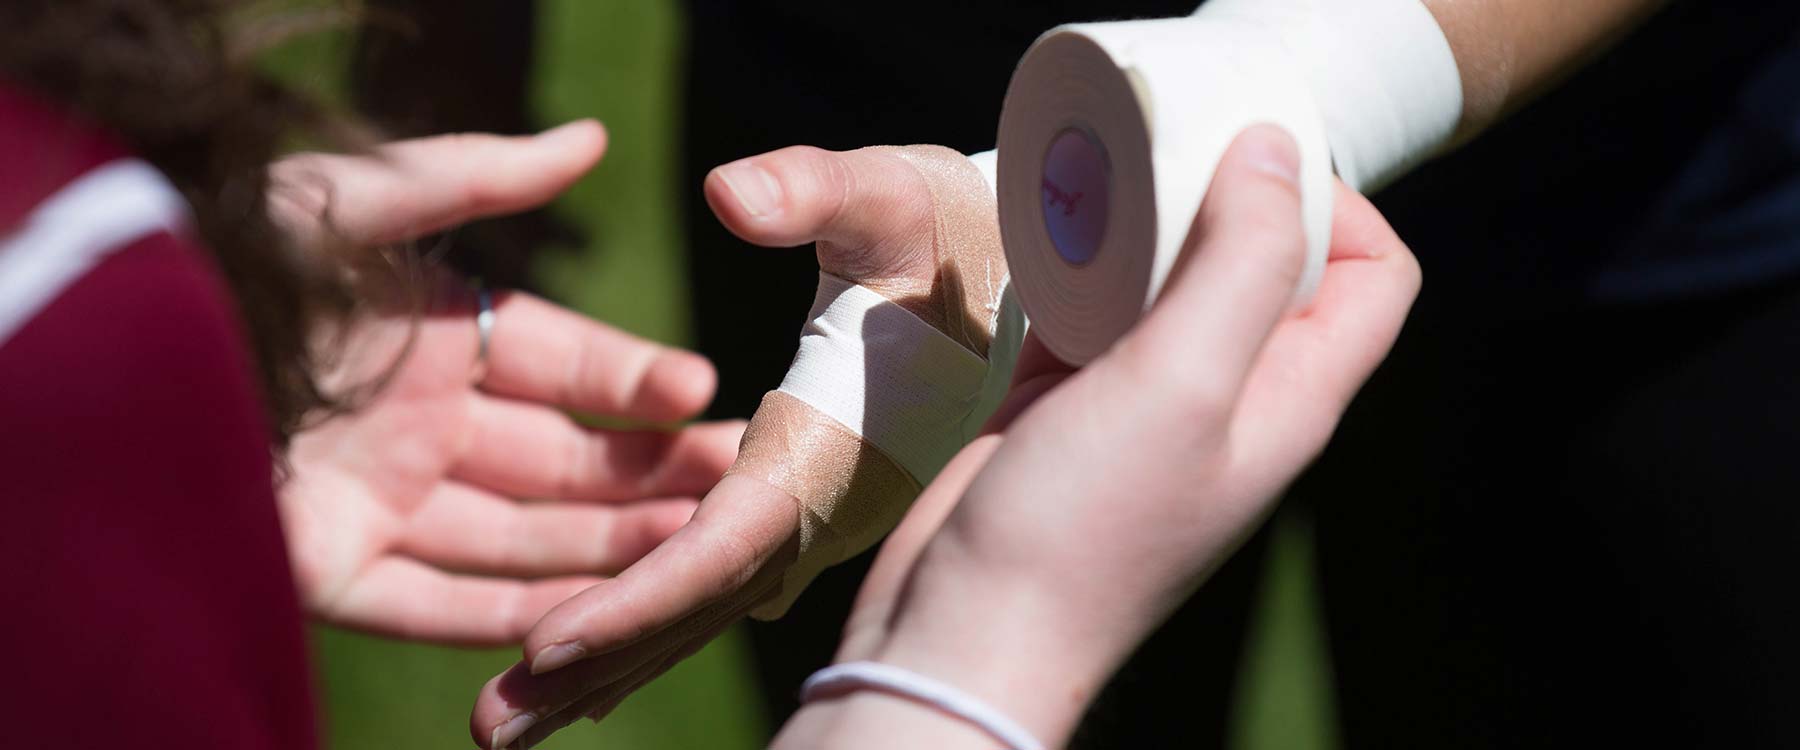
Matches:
[[1041, 127, 1111, 267]]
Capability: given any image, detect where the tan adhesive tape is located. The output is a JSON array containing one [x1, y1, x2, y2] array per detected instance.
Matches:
[[997, 17, 1336, 367], [731, 392, 922, 620]]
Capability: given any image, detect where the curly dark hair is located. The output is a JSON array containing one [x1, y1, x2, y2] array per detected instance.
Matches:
[[0, 0, 377, 446]]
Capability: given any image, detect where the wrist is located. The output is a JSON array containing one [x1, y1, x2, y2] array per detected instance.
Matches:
[[858, 541, 1148, 747]]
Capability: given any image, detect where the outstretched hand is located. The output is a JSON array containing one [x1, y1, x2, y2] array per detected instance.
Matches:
[[271, 122, 742, 646], [468, 144, 969, 749]]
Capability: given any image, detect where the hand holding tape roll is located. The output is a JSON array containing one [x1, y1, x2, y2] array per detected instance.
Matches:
[[489, 4, 1465, 742], [999, 0, 1461, 365]]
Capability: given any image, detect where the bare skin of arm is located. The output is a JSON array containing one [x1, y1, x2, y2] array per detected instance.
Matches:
[[1425, 0, 1668, 139]]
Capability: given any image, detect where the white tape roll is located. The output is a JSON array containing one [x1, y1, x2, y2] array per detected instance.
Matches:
[[997, 18, 1336, 366]]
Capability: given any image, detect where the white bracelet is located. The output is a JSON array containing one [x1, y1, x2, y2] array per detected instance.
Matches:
[[799, 661, 1047, 750]]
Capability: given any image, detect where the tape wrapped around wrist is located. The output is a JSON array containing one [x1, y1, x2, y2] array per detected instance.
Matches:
[[730, 145, 1017, 620], [1195, 0, 1463, 192], [996, 0, 1460, 366]]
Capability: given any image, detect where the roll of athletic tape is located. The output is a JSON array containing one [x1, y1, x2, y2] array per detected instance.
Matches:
[[997, 18, 1335, 366]]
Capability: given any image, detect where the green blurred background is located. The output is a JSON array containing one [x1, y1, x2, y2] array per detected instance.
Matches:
[[274, 2, 1339, 747]]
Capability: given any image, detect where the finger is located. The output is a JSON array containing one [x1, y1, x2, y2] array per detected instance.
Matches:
[[474, 577, 773, 749], [270, 120, 607, 247], [517, 613, 738, 748], [994, 333, 1080, 431], [453, 392, 741, 502], [481, 292, 719, 422], [1326, 180, 1403, 261], [583, 618, 729, 723], [1235, 189, 1422, 460], [704, 145, 938, 278], [475, 653, 653, 750], [513, 668, 655, 748], [1004, 333, 1076, 392], [520, 474, 799, 674], [396, 482, 697, 578], [319, 557, 601, 647], [1112, 124, 1310, 407]]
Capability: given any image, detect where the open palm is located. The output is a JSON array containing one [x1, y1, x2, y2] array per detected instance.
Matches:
[[270, 122, 741, 646]]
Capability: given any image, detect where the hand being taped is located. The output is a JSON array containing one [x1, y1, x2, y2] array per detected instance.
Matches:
[[471, 145, 1013, 749]]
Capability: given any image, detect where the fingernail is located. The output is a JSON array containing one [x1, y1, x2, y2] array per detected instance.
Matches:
[[714, 159, 783, 217], [491, 712, 536, 750], [530, 641, 587, 675], [1240, 123, 1301, 185]]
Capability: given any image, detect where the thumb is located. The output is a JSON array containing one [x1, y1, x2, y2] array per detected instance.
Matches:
[[1116, 123, 1310, 393], [704, 145, 939, 280]]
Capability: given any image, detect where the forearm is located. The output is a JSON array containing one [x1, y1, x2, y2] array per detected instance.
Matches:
[[1423, 0, 1667, 138]]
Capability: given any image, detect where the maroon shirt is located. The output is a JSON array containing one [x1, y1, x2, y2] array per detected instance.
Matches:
[[0, 84, 319, 749]]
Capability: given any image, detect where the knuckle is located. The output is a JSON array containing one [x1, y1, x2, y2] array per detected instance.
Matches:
[[812, 150, 938, 277], [616, 344, 663, 414], [765, 145, 835, 191], [818, 149, 858, 228], [557, 420, 593, 501], [459, 167, 511, 211]]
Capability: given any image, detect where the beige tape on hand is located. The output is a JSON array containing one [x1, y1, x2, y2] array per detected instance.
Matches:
[[730, 145, 1018, 619]]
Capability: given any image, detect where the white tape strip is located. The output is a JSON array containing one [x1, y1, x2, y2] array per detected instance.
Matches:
[[777, 272, 989, 484], [960, 276, 1026, 443], [0, 159, 189, 348], [956, 151, 1028, 450], [967, 149, 1000, 195]]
